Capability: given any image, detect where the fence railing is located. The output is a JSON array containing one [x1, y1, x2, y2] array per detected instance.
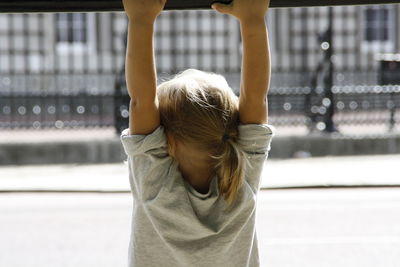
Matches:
[[0, 91, 115, 129], [2, 85, 399, 134]]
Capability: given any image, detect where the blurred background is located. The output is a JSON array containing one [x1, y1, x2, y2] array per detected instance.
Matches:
[[1, 6, 400, 136], [0, 4, 399, 267]]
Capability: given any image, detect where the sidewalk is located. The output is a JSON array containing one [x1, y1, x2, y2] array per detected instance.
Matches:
[[1, 154, 399, 192], [2, 189, 399, 267]]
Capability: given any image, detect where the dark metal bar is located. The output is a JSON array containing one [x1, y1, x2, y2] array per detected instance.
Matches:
[[323, 7, 336, 133], [1, 0, 399, 13]]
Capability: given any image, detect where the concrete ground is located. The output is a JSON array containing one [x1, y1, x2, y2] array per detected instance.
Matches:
[[0, 155, 400, 267], [0, 189, 399, 267]]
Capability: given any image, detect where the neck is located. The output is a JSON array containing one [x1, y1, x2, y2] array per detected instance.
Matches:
[[178, 163, 214, 194]]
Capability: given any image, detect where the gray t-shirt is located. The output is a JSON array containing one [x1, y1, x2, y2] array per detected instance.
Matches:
[[120, 124, 274, 267]]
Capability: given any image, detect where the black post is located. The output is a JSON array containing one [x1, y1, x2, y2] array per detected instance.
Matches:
[[113, 23, 130, 134], [379, 59, 400, 132], [389, 92, 395, 131], [323, 7, 336, 133]]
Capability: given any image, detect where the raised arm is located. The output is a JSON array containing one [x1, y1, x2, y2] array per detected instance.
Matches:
[[212, 0, 271, 124], [123, 0, 166, 135], [238, 18, 270, 124]]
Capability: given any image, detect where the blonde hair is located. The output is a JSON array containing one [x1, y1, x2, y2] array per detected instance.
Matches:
[[157, 69, 248, 206]]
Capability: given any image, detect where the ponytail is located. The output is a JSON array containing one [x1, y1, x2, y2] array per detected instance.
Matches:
[[212, 133, 248, 207]]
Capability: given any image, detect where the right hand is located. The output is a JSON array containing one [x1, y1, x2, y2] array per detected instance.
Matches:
[[211, 0, 270, 22], [123, 0, 166, 24]]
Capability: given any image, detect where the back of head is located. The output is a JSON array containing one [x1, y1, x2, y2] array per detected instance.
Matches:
[[157, 69, 248, 206]]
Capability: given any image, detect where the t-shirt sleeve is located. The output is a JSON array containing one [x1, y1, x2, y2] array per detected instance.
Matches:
[[120, 126, 168, 158], [237, 124, 275, 192], [120, 126, 171, 201]]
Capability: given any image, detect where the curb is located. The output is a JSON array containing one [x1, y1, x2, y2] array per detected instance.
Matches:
[[0, 139, 125, 165], [1, 134, 400, 165], [271, 133, 400, 158]]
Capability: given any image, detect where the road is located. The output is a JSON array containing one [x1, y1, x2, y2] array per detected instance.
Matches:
[[1, 188, 399, 267]]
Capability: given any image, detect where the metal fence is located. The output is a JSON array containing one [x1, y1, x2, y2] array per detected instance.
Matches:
[[0, 5, 400, 135]]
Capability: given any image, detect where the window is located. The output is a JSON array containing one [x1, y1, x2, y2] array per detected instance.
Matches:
[[362, 6, 395, 52], [55, 13, 96, 54], [56, 13, 87, 43], [365, 8, 389, 41]]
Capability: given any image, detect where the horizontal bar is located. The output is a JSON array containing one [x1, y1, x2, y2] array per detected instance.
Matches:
[[0, 0, 399, 13]]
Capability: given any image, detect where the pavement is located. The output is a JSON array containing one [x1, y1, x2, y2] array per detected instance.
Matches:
[[1, 155, 400, 267], [1, 154, 400, 191], [0, 189, 399, 267]]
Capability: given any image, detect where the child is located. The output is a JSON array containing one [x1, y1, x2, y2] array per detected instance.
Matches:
[[120, 0, 274, 266]]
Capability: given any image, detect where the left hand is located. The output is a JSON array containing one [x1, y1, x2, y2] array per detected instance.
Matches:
[[123, 0, 167, 24], [212, 0, 270, 23]]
